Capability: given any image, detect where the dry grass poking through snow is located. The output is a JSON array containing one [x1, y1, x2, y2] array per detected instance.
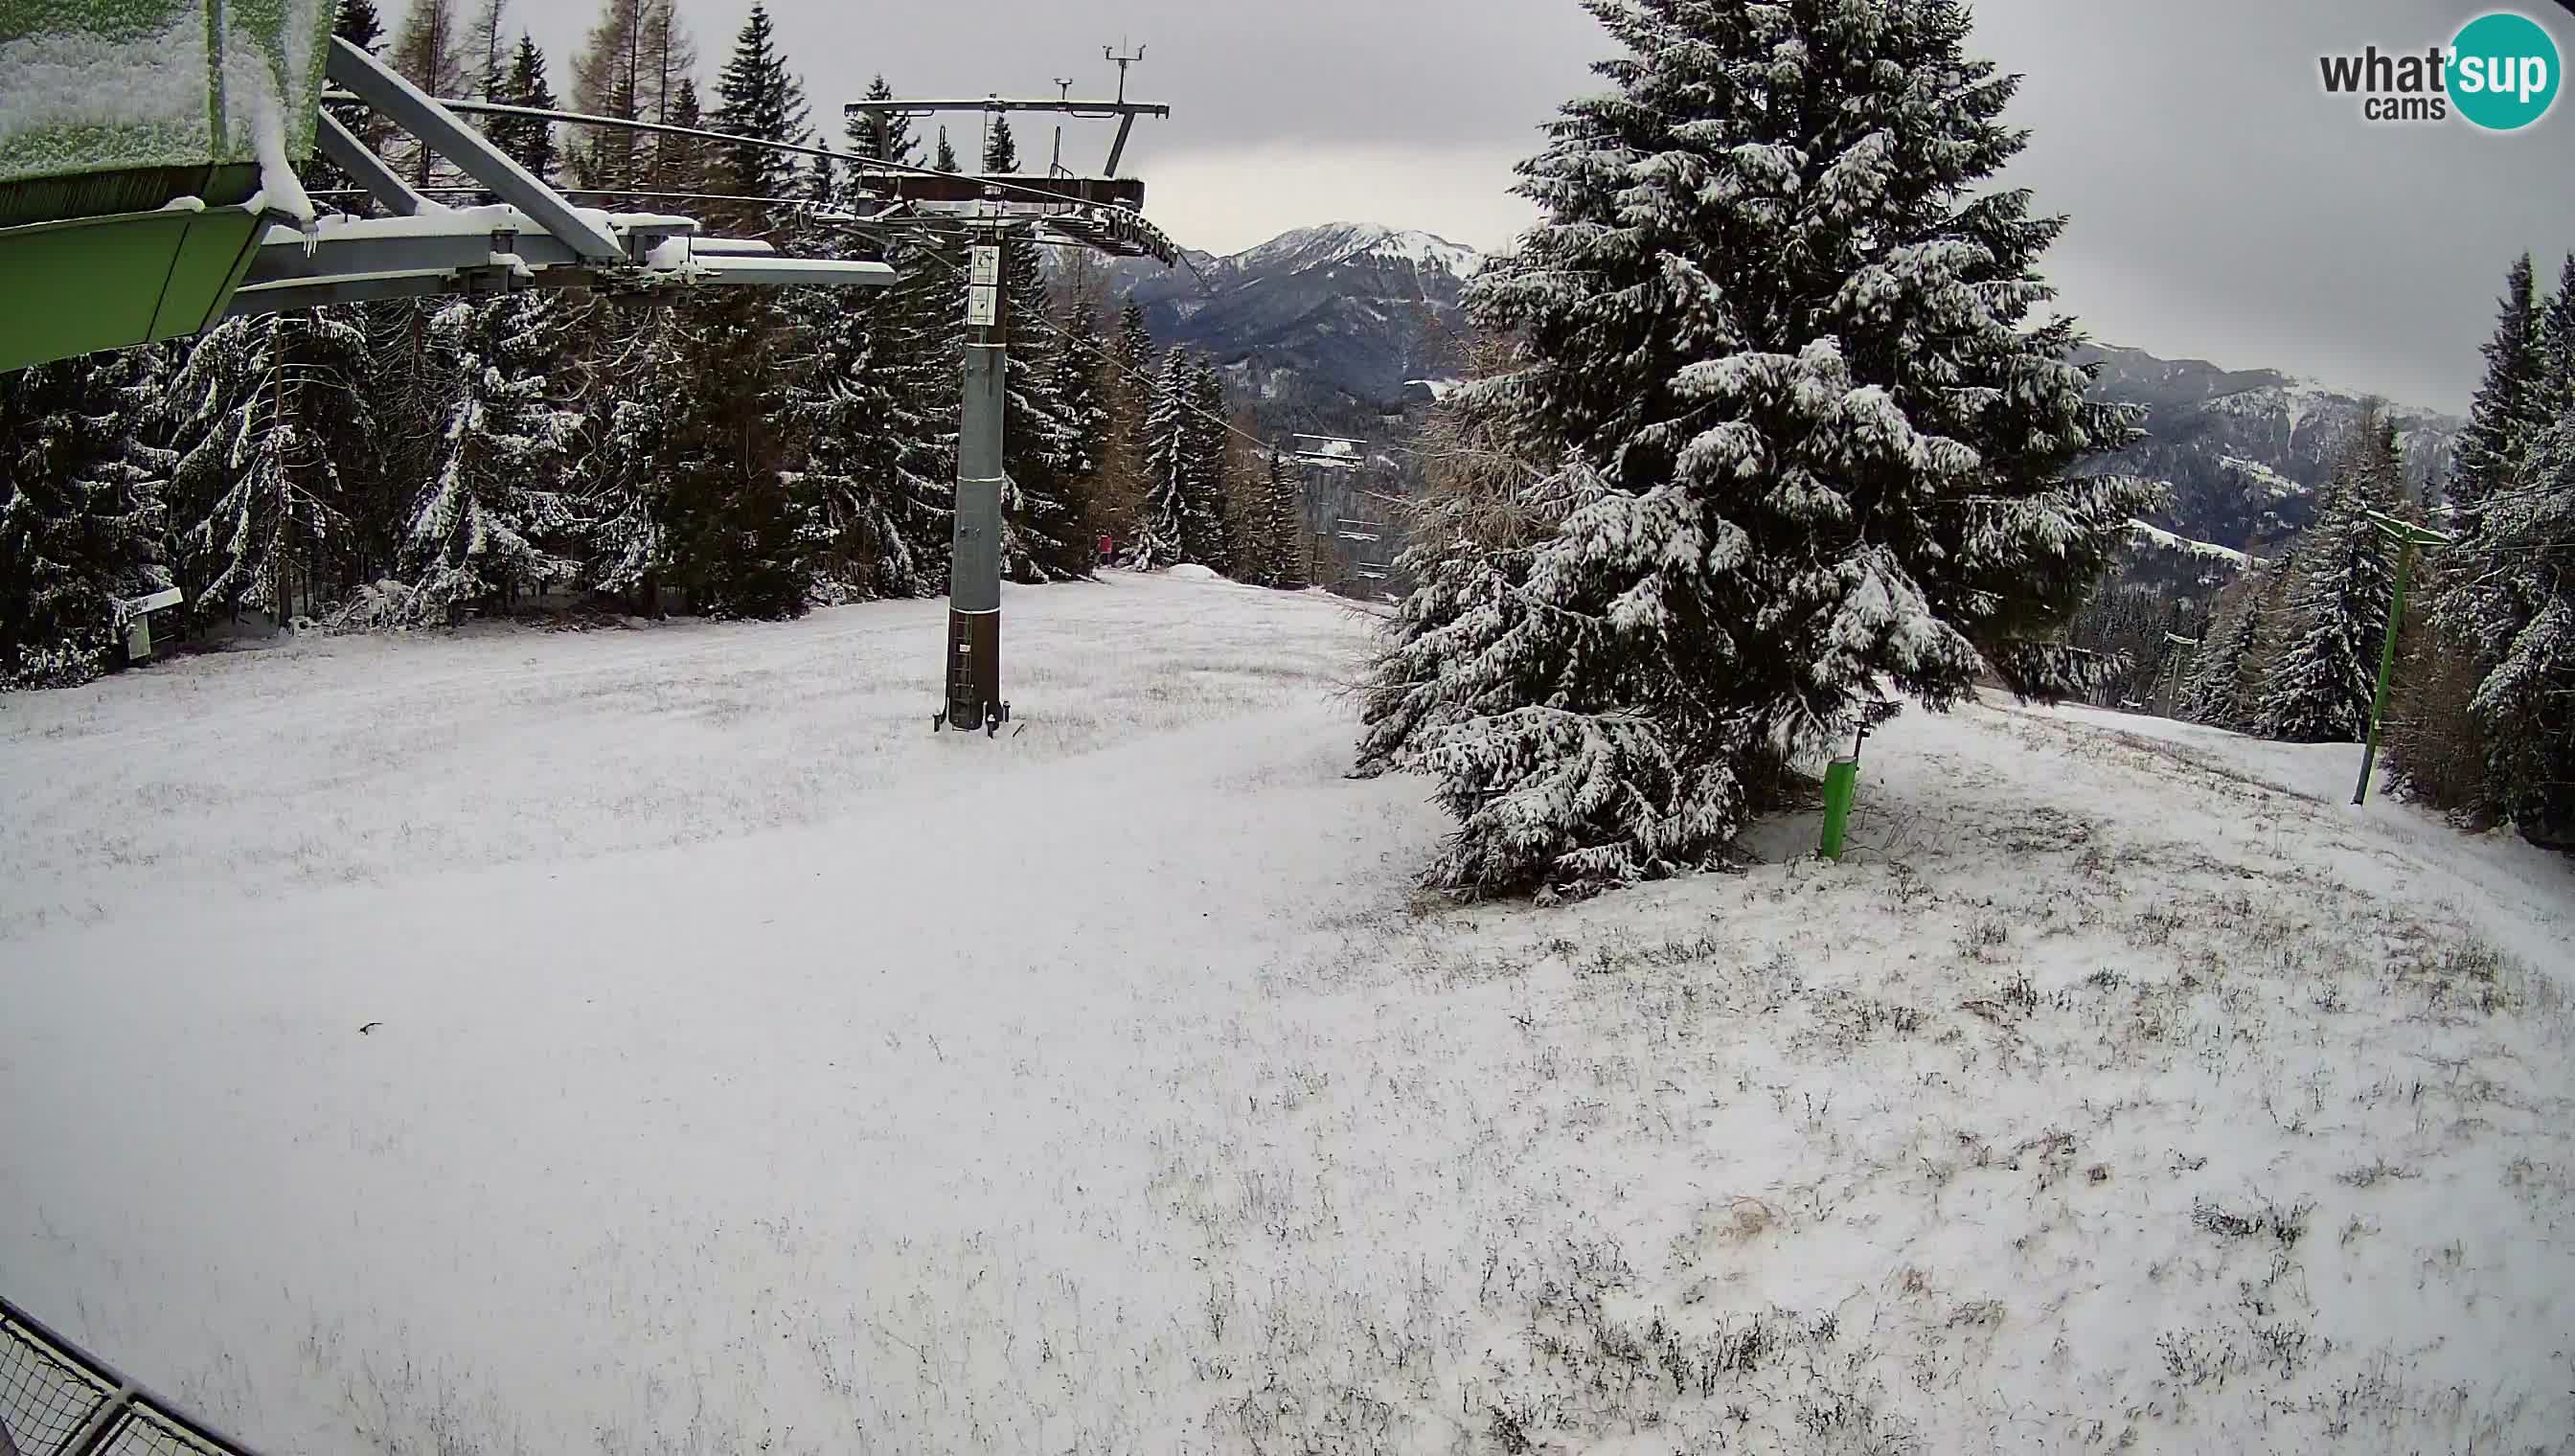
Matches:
[[1157, 702, 2575, 1455]]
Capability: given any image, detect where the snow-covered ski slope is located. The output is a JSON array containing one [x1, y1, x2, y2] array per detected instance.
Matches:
[[4, 573, 2570, 1456]]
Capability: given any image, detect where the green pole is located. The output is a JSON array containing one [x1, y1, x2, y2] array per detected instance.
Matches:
[[1820, 757, 1858, 860], [2353, 538, 2414, 808]]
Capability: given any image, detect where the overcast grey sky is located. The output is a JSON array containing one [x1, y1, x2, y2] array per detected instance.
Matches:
[[513, 0, 2573, 413]]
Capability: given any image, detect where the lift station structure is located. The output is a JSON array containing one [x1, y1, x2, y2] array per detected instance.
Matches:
[[1, 1, 1180, 742]]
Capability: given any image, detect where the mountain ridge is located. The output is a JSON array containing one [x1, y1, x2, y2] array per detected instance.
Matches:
[[1092, 222, 2465, 563]]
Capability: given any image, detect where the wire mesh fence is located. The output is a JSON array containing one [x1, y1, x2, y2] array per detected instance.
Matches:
[[1, 1297, 257, 1456]]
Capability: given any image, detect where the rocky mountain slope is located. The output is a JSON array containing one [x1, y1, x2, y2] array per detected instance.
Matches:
[[2073, 345, 2462, 556], [1095, 225, 2466, 581], [1101, 222, 1482, 421]]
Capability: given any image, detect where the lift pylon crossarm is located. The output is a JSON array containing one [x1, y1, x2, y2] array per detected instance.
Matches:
[[2364, 511, 2458, 548], [328, 37, 625, 262], [277, 47, 894, 314], [840, 171, 1146, 211], [842, 97, 1174, 121], [315, 113, 443, 219], [226, 202, 892, 321]]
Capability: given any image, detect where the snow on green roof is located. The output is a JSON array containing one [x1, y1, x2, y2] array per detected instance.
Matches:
[[0, 0, 328, 191]]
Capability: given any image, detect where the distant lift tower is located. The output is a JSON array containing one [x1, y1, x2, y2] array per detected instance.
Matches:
[[846, 72, 1174, 737], [1293, 435, 1396, 588]]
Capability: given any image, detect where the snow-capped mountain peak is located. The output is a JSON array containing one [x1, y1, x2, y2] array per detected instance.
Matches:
[[1227, 222, 1485, 279]]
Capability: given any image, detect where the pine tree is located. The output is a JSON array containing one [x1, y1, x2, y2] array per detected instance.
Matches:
[[997, 232, 1087, 581], [2383, 560, 2493, 811], [404, 294, 582, 624], [981, 116, 1020, 174], [663, 295, 811, 619], [774, 207, 941, 600], [1054, 288, 1112, 552], [653, 80, 710, 198], [582, 304, 691, 611], [1133, 352, 1194, 570], [709, 2, 810, 228], [1255, 445, 1307, 588], [486, 34, 561, 181], [933, 127, 961, 173], [1097, 300, 1157, 543], [2257, 414, 2404, 743], [2239, 542, 2302, 721], [1354, 0, 2153, 893], [2444, 255, 2544, 544], [872, 239, 964, 591], [2452, 254, 2575, 840], [2181, 564, 2267, 729], [843, 75, 919, 169], [166, 311, 375, 624], [0, 349, 175, 680], [1182, 357, 1235, 574]]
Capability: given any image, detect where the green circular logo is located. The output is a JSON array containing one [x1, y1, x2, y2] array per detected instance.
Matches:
[[2450, 11, 2561, 130]]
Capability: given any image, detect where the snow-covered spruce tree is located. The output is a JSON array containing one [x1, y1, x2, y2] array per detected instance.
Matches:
[[2181, 564, 2267, 729], [2454, 255, 2575, 841], [403, 294, 583, 625], [1253, 445, 1306, 588], [777, 221, 940, 600], [2257, 415, 2404, 743], [871, 236, 964, 590], [997, 231, 1088, 582], [581, 302, 691, 612], [1354, 0, 2153, 895], [1054, 288, 1112, 556], [167, 311, 374, 625], [1097, 300, 1158, 543], [627, 2, 819, 619], [0, 348, 175, 680], [1131, 352, 1194, 570], [1182, 357, 1236, 574], [2443, 255, 2544, 546], [663, 293, 812, 619]]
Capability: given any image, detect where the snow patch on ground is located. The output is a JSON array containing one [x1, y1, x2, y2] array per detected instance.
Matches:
[[2, 580, 2568, 1456]]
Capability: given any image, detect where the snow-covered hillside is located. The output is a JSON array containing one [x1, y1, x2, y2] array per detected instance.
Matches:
[[3, 578, 2569, 1455]]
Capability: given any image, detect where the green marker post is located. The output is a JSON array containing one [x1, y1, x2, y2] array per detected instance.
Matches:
[[1820, 757, 1858, 860]]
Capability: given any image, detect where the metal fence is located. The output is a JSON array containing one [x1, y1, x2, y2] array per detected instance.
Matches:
[[1, 1295, 258, 1456]]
